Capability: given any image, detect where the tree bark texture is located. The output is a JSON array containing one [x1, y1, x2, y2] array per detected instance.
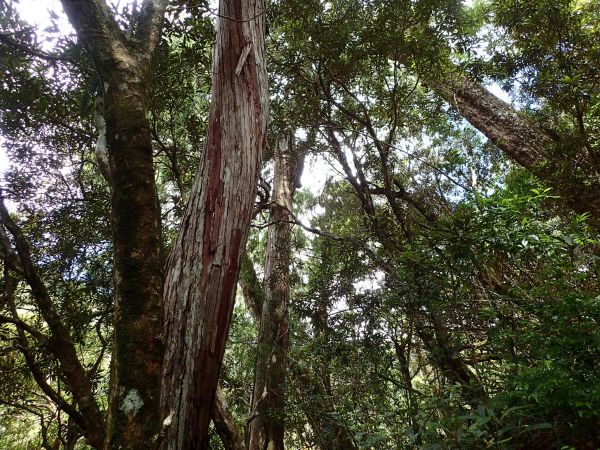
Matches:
[[59, 1, 166, 448], [212, 384, 246, 450], [102, 66, 164, 450], [160, 0, 268, 447], [248, 134, 300, 450], [430, 77, 600, 218], [240, 251, 265, 322]]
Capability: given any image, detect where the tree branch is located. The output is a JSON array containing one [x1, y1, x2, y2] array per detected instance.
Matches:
[[136, 0, 168, 56], [0, 194, 105, 448], [0, 32, 76, 63], [59, 0, 127, 71]]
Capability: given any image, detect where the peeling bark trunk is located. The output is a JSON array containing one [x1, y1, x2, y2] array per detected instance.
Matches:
[[160, 0, 268, 447], [212, 384, 245, 450], [59, 1, 167, 448], [430, 77, 600, 218], [248, 134, 300, 450]]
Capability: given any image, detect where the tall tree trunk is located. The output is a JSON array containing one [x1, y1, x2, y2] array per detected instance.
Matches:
[[160, 0, 268, 447], [429, 77, 600, 218], [248, 134, 300, 450], [102, 69, 164, 450], [391, 331, 421, 448], [59, 2, 166, 448]]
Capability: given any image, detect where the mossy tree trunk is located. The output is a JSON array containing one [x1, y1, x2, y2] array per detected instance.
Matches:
[[429, 76, 600, 218], [59, 1, 167, 448]]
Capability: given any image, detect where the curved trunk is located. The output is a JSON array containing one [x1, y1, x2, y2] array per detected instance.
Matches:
[[212, 384, 245, 450], [160, 0, 268, 447]]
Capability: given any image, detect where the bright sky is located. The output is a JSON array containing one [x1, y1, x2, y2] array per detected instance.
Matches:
[[17, 0, 68, 29]]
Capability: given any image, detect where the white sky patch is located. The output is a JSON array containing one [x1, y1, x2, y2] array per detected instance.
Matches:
[[353, 270, 385, 294], [300, 153, 329, 196], [17, 0, 73, 50], [16, 0, 64, 28], [486, 83, 512, 103]]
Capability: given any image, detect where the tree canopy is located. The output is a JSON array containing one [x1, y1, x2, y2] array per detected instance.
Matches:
[[1, 0, 599, 449]]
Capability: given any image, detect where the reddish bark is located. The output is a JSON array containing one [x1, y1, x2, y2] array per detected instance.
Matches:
[[160, 0, 268, 447]]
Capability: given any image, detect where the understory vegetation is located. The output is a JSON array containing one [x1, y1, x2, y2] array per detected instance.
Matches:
[[1, 0, 599, 448]]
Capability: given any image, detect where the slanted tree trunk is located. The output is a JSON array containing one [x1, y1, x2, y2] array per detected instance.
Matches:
[[240, 251, 265, 322], [428, 76, 600, 218], [59, 1, 167, 448], [248, 134, 301, 450], [159, 0, 268, 447], [212, 384, 246, 450], [391, 334, 421, 448], [414, 308, 485, 404]]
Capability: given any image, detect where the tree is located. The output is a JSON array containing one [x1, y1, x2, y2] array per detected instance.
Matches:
[[58, 1, 166, 447], [159, 0, 268, 447], [248, 133, 302, 450], [2, 0, 600, 448]]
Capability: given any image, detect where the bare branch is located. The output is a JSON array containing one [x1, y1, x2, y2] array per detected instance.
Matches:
[[0, 32, 77, 63]]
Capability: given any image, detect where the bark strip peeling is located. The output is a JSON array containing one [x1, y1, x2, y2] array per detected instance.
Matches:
[[160, 0, 268, 447]]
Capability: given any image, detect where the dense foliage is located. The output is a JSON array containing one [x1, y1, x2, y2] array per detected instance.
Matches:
[[1, 0, 599, 448]]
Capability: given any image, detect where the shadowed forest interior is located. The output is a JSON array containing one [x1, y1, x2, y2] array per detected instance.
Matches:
[[1, 0, 600, 449]]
